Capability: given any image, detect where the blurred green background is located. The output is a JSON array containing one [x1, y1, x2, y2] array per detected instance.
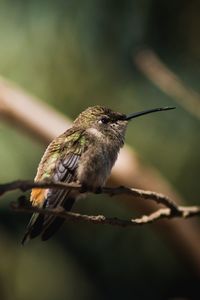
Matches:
[[0, 0, 200, 299]]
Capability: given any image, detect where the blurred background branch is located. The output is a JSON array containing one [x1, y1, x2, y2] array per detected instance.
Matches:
[[134, 49, 200, 120]]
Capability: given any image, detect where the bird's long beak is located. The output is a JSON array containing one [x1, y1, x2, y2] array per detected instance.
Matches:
[[124, 106, 176, 121]]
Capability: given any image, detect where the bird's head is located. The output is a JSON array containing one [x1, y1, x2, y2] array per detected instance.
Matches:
[[74, 105, 175, 140]]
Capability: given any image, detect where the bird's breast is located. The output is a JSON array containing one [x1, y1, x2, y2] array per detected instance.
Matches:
[[77, 142, 120, 189]]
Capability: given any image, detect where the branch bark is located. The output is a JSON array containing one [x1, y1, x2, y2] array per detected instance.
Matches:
[[1, 179, 198, 226], [0, 179, 179, 212]]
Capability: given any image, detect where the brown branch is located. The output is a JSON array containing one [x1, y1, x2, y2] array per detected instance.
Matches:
[[1, 179, 200, 225], [0, 179, 180, 213]]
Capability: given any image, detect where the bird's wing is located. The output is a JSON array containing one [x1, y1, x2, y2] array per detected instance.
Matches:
[[22, 130, 88, 244]]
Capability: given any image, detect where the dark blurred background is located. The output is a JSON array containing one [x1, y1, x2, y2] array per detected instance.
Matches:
[[0, 0, 200, 299]]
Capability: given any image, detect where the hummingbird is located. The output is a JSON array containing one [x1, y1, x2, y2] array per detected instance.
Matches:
[[22, 105, 175, 244]]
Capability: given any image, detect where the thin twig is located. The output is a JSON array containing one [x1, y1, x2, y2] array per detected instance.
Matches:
[[10, 197, 200, 227]]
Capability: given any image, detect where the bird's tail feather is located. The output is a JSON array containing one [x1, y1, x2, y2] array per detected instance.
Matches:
[[21, 197, 75, 245], [41, 196, 75, 241], [21, 213, 44, 245], [41, 217, 65, 241]]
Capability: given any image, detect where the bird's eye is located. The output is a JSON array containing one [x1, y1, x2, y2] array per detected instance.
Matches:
[[98, 117, 110, 124]]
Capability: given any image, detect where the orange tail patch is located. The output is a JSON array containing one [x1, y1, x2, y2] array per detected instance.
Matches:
[[31, 188, 47, 207]]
